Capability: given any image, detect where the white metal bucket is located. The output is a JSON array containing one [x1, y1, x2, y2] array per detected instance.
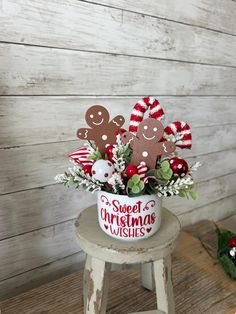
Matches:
[[97, 191, 162, 241]]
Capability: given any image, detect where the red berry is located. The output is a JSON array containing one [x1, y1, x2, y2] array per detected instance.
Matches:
[[82, 164, 92, 175], [105, 145, 114, 155], [228, 237, 236, 248], [108, 153, 115, 163], [125, 165, 138, 178], [115, 128, 126, 135], [169, 157, 188, 177]]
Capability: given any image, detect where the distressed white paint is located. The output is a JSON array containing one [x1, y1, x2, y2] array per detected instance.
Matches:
[[0, 1, 235, 66], [76, 206, 179, 313], [0, 96, 236, 147], [0, 126, 235, 195], [1, 44, 236, 96], [87, 0, 236, 35]]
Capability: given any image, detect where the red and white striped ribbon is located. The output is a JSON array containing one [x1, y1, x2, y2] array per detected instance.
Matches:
[[68, 147, 94, 166], [137, 162, 148, 179], [163, 121, 192, 149], [129, 97, 165, 134]]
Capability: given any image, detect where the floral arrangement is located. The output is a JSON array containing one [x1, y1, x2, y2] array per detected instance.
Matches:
[[217, 228, 236, 280], [55, 97, 200, 199]]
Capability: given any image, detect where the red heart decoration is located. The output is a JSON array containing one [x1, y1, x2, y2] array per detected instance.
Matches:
[[146, 227, 152, 233], [104, 224, 109, 230]]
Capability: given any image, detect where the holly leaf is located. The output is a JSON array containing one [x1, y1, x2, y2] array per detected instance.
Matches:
[[218, 255, 236, 280], [218, 230, 236, 256]]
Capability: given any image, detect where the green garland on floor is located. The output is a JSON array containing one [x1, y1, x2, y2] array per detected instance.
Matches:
[[217, 227, 236, 280]]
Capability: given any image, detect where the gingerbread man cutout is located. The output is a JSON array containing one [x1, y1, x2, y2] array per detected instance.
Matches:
[[122, 118, 176, 169], [77, 105, 125, 154]]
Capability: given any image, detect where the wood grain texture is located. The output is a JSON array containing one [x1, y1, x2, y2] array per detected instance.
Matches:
[[0, 149, 235, 240], [86, 0, 236, 35], [0, 124, 235, 195], [165, 173, 236, 216], [1, 44, 236, 96], [1, 96, 236, 147], [179, 194, 236, 226], [1, 228, 236, 313], [0, 184, 96, 240], [0, 1, 235, 66], [0, 220, 80, 282], [0, 251, 85, 300]]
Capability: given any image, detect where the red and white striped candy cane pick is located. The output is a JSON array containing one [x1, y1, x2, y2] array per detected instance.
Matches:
[[163, 121, 192, 149], [137, 162, 148, 179], [68, 147, 94, 166], [129, 97, 165, 134]]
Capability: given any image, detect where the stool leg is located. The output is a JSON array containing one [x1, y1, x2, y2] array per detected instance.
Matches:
[[153, 255, 175, 314], [83, 255, 111, 314], [141, 263, 155, 291]]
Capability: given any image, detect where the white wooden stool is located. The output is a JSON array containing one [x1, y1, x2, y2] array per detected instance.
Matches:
[[75, 205, 180, 314]]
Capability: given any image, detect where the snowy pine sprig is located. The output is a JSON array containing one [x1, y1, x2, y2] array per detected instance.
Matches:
[[55, 166, 102, 193], [112, 134, 131, 172], [107, 172, 125, 194], [152, 176, 195, 198], [189, 161, 202, 172]]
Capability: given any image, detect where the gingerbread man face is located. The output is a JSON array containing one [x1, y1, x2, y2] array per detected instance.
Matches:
[[85, 105, 109, 128], [122, 118, 176, 169], [137, 119, 164, 143], [77, 105, 125, 154]]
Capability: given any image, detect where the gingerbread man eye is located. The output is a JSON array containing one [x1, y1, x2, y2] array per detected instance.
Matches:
[[90, 114, 94, 118], [144, 125, 148, 130], [98, 111, 102, 116], [153, 127, 157, 132]]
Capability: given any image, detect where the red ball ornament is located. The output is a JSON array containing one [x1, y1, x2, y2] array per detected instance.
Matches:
[[105, 145, 114, 155], [228, 237, 236, 248], [125, 165, 138, 178], [169, 157, 188, 177], [82, 164, 92, 175]]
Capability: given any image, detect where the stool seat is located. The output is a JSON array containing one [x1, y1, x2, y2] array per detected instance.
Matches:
[[75, 205, 180, 264]]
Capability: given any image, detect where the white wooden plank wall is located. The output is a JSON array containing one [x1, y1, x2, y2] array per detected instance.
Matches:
[[0, 0, 236, 298]]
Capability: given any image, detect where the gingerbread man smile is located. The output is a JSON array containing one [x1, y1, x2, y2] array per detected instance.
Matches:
[[77, 105, 125, 154], [122, 118, 176, 169]]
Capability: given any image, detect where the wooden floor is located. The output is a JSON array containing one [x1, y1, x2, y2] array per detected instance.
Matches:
[[1, 217, 236, 314]]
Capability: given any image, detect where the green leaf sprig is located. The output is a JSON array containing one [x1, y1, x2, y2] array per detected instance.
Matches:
[[178, 183, 198, 200], [127, 174, 145, 195], [88, 147, 102, 161], [155, 160, 173, 180]]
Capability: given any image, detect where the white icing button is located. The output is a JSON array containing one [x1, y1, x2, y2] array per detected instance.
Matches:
[[178, 164, 182, 169], [142, 151, 148, 157], [102, 134, 108, 141]]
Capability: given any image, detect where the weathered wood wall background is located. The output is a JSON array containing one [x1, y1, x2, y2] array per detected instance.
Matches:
[[0, 0, 236, 298]]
